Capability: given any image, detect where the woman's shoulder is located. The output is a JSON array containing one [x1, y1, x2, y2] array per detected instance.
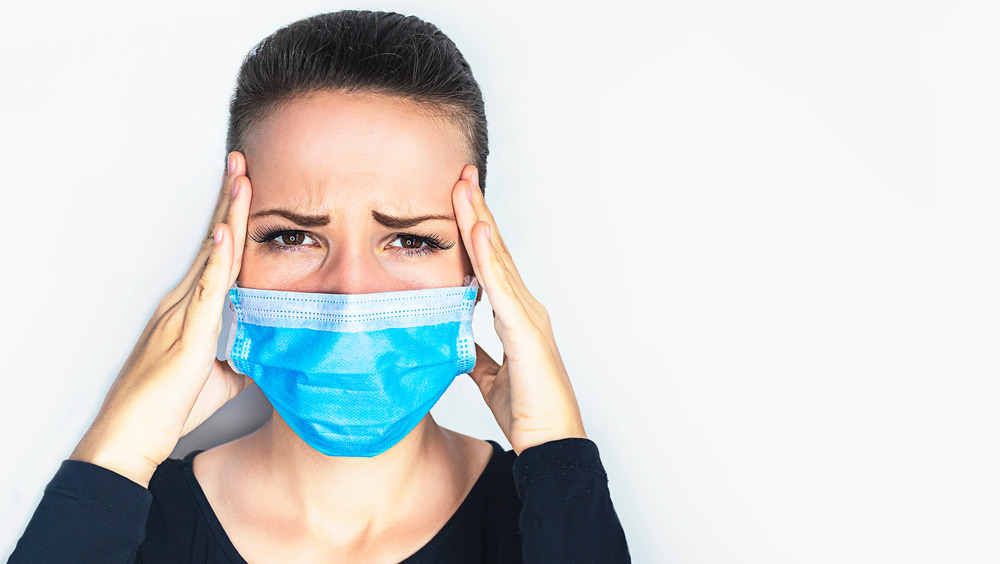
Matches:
[[469, 438, 519, 505], [481, 439, 518, 483], [141, 450, 243, 562], [146, 449, 200, 508], [147, 448, 204, 502], [439, 430, 520, 514]]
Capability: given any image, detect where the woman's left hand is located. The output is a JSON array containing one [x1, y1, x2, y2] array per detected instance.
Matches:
[[452, 165, 587, 455]]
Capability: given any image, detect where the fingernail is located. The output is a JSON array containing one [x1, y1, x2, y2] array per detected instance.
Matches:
[[214, 225, 223, 244], [485, 224, 491, 241], [232, 179, 240, 199], [228, 154, 235, 175], [472, 167, 480, 189], [467, 184, 474, 203]]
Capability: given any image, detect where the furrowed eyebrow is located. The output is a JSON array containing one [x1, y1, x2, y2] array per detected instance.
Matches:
[[248, 208, 455, 229], [249, 209, 331, 227], [371, 209, 454, 229]]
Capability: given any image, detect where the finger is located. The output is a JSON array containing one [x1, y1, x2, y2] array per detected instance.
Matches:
[[213, 359, 254, 397], [471, 219, 534, 334], [462, 169, 548, 324], [455, 167, 542, 324], [224, 152, 251, 287], [173, 153, 245, 299], [181, 359, 254, 437], [207, 152, 243, 234], [453, 166, 485, 286], [468, 342, 501, 396], [207, 358, 254, 405], [463, 168, 527, 291], [182, 223, 234, 344], [490, 310, 509, 364], [454, 166, 530, 312], [175, 231, 219, 304]]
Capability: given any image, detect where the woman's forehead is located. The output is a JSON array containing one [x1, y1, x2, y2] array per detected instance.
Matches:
[[244, 91, 467, 218]]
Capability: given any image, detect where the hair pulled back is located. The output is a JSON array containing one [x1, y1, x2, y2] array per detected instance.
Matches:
[[225, 10, 489, 192]]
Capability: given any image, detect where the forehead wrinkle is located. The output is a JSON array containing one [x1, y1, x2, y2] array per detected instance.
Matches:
[[244, 91, 468, 229], [252, 148, 454, 207]]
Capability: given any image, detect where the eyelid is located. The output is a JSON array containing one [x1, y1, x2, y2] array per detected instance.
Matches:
[[388, 233, 427, 247], [248, 225, 319, 247], [388, 231, 454, 250], [248, 224, 454, 256]]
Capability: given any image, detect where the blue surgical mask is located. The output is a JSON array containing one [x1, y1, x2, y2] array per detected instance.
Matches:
[[223, 276, 479, 457]]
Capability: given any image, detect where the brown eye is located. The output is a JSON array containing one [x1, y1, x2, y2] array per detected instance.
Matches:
[[248, 227, 318, 250], [388, 233, 449, 256], [400, 235, 423, 249], [279, 232, 306, 245]]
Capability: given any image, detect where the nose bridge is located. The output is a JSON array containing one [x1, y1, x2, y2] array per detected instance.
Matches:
[[315, 228, 394, 295]]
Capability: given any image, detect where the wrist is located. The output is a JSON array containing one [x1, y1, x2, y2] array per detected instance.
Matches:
[[70, 428, 159, 489], [512, 426, 588, 456]]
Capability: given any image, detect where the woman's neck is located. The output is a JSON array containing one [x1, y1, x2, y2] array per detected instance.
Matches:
[[241, 410, 463, 544]]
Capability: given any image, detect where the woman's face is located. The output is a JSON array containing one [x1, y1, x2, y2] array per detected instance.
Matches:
[[238, 91, 474, 294]]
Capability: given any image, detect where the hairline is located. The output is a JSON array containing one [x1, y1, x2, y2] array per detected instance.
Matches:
[[237, 89, 478, 168]]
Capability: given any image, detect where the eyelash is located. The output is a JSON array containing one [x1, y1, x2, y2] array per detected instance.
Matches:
[[247, 225, 454, 257]]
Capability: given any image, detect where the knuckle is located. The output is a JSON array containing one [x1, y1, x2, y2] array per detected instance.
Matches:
[[162, 333, 186, 358], [195, 276, 216, 301], [155, 293, 177, 316], [535, 302, 551, 322], [155, 288, 188, 319], [153, 302, 173, 323]]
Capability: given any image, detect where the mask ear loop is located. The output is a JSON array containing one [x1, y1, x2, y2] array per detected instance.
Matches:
[[222, 284, 243, 374], [457, 276, 479, 373], [463, 275, 482, 304]]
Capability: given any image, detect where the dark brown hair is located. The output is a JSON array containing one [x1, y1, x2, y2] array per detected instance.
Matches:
[[225, 10, 489, 192]]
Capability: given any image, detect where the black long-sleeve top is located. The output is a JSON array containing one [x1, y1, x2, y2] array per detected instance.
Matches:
[[9, 438, 630, 563]]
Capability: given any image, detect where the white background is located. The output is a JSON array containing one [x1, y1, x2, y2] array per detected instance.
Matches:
[[2, 1, 999, 562]]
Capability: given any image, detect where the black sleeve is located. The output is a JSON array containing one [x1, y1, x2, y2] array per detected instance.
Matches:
[[8, 459, 152, 564], [512, 438, 631, 563]]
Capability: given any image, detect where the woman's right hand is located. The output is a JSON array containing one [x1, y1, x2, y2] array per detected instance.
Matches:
[[69, 151, 253, 488]]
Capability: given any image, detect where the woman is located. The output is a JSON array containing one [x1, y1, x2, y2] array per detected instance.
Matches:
[[11, 10, 629, 563]]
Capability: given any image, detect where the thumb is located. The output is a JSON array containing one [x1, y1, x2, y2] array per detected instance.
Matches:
[[180, 359, 254, 437], [468, 343, 501, 396], [211, 358, 254, 401]]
